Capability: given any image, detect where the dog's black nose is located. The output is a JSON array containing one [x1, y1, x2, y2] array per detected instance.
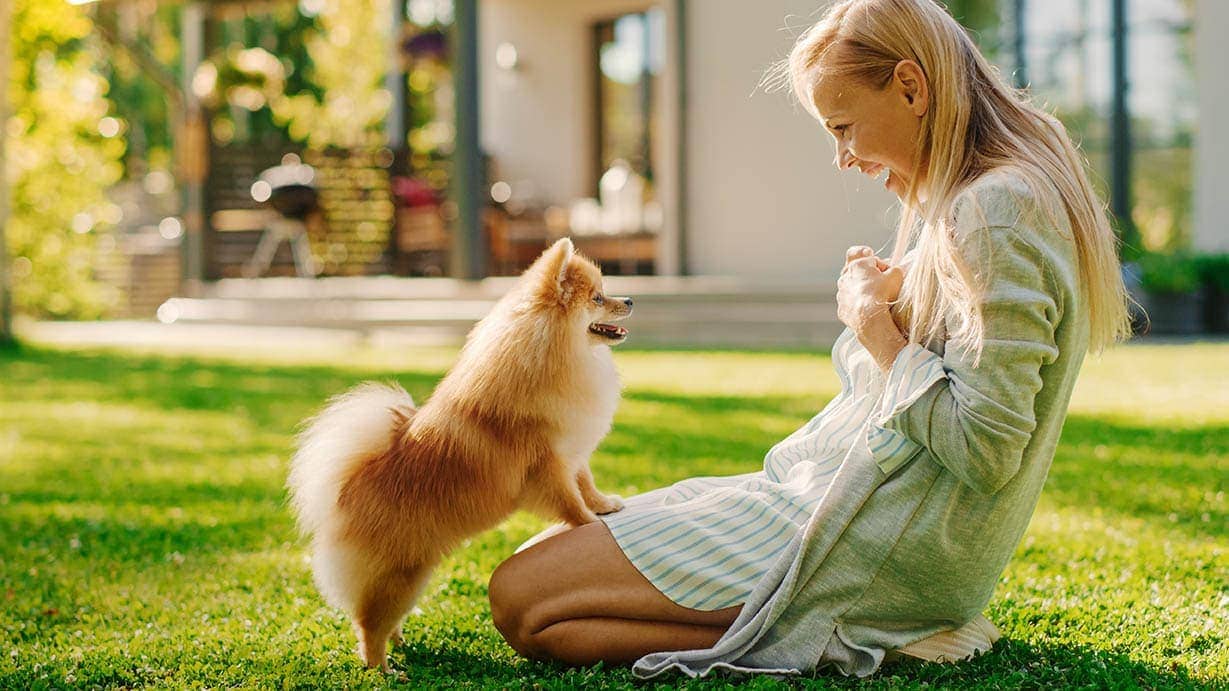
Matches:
[[624, 298, 633, 308]]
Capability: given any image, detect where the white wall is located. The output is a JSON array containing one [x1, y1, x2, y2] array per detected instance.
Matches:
[[479, 0, 682, 273], [683, 1, 897, 281], [1193, 0, 1229, 252], [480, 0, 897, 281], [480, 0, 655, 203]]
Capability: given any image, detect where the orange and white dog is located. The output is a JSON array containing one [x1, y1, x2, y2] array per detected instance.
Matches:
[[286, 238, 631, 671]]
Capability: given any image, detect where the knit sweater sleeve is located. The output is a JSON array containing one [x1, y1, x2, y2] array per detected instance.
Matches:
[[866, 186, 1063, 493]]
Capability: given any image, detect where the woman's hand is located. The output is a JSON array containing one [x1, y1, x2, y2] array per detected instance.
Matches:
[[837, 246, 908, 372]]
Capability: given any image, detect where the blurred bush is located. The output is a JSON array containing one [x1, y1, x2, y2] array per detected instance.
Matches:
[[1137, 250, 1202, 295], [1195, 253, 1229, 292], [6, 0, 124, 318]]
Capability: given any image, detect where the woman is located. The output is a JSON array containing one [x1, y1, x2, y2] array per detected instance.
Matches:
[[487, 0, 1134, 678]]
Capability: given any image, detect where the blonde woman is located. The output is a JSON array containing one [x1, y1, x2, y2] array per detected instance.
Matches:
[[488, 0, 1134, 679]]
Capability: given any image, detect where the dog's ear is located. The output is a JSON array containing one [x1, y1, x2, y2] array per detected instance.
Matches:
[[529, 237, 575, 302]]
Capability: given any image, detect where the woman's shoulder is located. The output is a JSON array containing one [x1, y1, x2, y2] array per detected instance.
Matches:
[[946, 168, 1079, 306], [949, 167, 1068, 239]]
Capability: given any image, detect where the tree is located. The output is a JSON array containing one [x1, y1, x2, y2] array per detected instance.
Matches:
[[1, 0, 12, 342], [5, 0, 124, 320], [268, 0, 392, 148]]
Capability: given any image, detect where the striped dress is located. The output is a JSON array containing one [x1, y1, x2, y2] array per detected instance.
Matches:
[[599, 308, 943, 612]]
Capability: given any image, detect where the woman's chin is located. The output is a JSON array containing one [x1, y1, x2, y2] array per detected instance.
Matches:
[[884, 172, 906, 199]]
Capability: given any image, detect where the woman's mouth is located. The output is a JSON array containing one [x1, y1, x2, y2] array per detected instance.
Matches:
[[860, 163, 892, 188]]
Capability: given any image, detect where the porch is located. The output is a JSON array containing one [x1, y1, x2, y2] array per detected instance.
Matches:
[[154, 275, 843, 349]]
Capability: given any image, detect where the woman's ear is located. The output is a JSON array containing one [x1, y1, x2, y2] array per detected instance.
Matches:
[[893, 59, 929, 118]]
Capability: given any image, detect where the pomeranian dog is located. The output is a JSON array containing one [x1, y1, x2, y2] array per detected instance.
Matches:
[[286, 237, 632, 671]]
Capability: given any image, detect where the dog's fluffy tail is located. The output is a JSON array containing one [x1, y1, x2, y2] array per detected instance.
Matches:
[[287, 381, 415, 540]]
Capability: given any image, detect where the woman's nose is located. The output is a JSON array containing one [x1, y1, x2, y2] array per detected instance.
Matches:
[[834, 145, 856, 170]]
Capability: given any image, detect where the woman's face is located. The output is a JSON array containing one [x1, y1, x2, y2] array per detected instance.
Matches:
[[811, 60, 929, 200]]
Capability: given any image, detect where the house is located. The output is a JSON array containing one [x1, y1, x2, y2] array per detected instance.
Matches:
[[475, 0, 898, 284]]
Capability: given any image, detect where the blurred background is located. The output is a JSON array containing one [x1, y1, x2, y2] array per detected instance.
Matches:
[[1, 0, 1225, 348]]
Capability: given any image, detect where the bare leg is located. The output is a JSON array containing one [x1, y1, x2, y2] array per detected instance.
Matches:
[[576, 466, 624, 515], [531, 617, 731, 666], [488, 521, 741, 665]]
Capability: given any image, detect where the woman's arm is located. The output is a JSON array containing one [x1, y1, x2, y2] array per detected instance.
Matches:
[[868, 224, 1062, 494], [859, 312, 908, 372]]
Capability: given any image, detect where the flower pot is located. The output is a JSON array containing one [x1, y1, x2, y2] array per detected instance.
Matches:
[[1139, 289, 1206, 335]]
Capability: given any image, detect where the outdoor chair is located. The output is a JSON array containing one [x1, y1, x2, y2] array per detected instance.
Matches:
[[243, 161, 321, 279]]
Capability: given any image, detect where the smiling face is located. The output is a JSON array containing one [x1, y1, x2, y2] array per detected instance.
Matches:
[[584, 284, 633, 345], [571, 262, 632, 345], [811, 58, 930, 200], [527, 240, 634, 346]]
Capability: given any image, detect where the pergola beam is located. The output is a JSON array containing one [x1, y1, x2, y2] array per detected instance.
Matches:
[[450, 0, 485, 280], [179, 1, 207, 290], [1109, 0, 1137, 251]]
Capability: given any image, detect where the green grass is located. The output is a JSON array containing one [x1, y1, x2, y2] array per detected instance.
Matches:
[[0, 338, 1225, 689]]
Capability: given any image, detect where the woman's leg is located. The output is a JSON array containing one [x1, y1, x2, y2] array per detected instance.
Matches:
[[488, 521, 742, 666]]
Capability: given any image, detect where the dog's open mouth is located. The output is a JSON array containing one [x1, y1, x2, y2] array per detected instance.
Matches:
[[588, 322, 629, 340]]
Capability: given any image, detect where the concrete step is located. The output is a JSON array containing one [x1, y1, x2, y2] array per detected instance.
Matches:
[[165, 276, 846, 348], [195, 275, 838, 302]]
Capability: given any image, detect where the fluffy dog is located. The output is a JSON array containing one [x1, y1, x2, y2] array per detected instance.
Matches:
[[286, 238, 632, 671]]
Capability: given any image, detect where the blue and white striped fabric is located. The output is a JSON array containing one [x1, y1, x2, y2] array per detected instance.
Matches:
[[600, 324, 949, 611], [866, 342, 948, 475]]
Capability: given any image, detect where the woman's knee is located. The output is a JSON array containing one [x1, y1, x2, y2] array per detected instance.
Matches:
[[487, 552, 540, 657]]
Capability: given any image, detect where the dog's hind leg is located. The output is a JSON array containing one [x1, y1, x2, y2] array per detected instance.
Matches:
[[354, 562, 437, 671]]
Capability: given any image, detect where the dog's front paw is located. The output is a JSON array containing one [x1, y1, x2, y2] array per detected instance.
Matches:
[[593, 493, 625, 515]]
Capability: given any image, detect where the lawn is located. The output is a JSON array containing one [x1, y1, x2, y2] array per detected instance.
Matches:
[[0, 338, 1225, 689]]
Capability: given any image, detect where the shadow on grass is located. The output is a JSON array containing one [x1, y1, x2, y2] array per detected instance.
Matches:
[[866, 636, 1213, 689], [0, 508, 292, 570], [0, 344, 445, 429], [625, 388, 827, 418], [0, 631, 1211, 690], [376, 633, 1214, 689]]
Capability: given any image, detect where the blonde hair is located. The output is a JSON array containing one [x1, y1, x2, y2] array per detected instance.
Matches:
[[765, 0, 1134, 361]]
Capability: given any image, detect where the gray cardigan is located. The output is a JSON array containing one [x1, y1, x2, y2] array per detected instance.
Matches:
[[631, 170, 1090, 679]]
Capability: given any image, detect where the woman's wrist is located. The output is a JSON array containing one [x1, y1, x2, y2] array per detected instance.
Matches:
[[855, 308, 908, 373]]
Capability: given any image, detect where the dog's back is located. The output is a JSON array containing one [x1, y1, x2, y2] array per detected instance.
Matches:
[[287, 381, 415, 543]]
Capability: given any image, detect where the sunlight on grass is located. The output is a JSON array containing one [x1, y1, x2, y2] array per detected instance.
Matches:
[[0, 339, 1224, 688]]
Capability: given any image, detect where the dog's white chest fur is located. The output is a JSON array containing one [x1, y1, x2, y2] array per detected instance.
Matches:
[[553, 346, 621, 469]]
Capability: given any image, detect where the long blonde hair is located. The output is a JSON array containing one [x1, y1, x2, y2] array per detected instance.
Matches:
[[766, 0, 1134, 360]]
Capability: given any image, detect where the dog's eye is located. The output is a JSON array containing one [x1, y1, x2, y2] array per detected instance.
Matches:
[[593, 294, 604, 306]]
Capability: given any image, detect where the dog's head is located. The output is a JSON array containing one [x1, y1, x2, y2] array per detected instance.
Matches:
[[524, 237, 633, 346]]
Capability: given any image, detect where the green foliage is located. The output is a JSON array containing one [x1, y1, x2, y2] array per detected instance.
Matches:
[[268, 0, 392, 148], [1134, 146, 1194, 253], [946, 0, 1003, 56], [6, 0, 124, 318], [203, 6, 320, 146], [97, 2, 182, 173], [0, 342, 1225, 688], [1136, 251, 1203, 295], [1195, 253, 1229, 293]]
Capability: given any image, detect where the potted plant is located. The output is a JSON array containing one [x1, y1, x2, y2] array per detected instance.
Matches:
[[1196, 253, 1229, 333], [1135, 251, 1205, 335]]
